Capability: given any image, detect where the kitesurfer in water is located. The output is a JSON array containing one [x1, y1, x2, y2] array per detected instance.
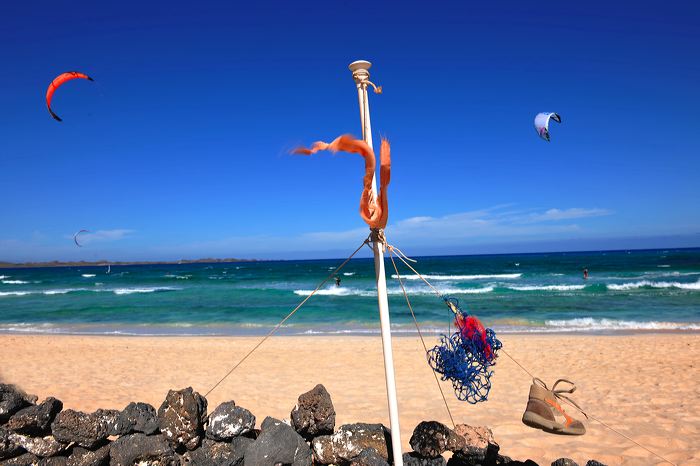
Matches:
[[583, 268, 589, 280], [335, 276, 341, 287]]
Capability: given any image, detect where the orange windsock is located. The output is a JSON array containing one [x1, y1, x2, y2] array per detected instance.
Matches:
[[46, 71, 94, 121], [294, 134, 391, 229]]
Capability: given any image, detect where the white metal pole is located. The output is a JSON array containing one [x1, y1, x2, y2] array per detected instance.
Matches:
[[349, 60, 403, 466]]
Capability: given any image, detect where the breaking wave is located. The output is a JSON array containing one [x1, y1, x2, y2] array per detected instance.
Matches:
[[391, 273, 521, 281], [543, 318, 700, 331], [607, 280, 700, 291]]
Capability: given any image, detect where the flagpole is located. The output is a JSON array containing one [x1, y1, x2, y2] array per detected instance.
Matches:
[[349, 60, 403, 466]]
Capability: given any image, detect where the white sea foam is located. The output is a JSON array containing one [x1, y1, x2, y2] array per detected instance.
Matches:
[[81, 274, 96, 278], [164, 274, 191, 279], [2, 280, 28, 284], [293, 285, 494, 297], [657, 265, 671, 267], [112, 287, 179, 295], [0, 275, 9, 279], [343, 272, 355, 276], [544, 317, 700, 331], [607, 279, 700, 291], [391, 273, 521, 281], [43, 289, 85, 295], [508, 284, 586, 291], [0, 291, 31, 297]]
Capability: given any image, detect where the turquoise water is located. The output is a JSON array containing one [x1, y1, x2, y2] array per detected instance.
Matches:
[[1, 248, 699, 335]]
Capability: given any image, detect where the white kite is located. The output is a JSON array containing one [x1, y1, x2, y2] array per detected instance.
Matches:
[[534, 112, 561, 142]]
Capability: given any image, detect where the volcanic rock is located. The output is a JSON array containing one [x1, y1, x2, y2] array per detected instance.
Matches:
[[182, 437, 253, 466], [66, 445, 110, 466], [243, 417, 311, 466], [7, 434, 66, 458], [157, 388, 207, 451], [93, 410, 122, 438], [117, 402, 159, 436], [109, 433, 176, 466], [0, 386, 36, 424], [6, 398, 62, 436], [51, 410, 108, 449], [312, 423, 392, 465], [551, 459, 579, 466], [0, 452, 40, 465], [410, 421, 464, 458], [403, 452, 446, 466], [349, 448, 390, 466], [206, 402, 255, 441], [0, 428, 23, 461], [290, 384, 335, 439]]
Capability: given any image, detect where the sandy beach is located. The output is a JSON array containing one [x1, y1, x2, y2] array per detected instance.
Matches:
[[1, 333, 697, 465]]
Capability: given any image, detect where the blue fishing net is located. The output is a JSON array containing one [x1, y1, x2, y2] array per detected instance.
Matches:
[[427, 297, 502, 404]]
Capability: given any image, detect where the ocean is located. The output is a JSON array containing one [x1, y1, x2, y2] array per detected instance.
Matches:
[[1, 248, 699, 336]]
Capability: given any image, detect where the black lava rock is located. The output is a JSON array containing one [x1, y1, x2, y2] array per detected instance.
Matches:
[[349, 448, 390, 466], [410, 421, 465, 458], [585, 462, 607, 466], [157, 387, 207, 451], [65, 445, 110, 466], [206, 402, 255, 441], [6, 398, 62, 436], [109, 433, 177, 466], [0, 452, 40, 465], [0, 428, 23, 461], [117, 402, 159, 436], [244, 418, 311, 466], [182, 437, 253, 466], [0, 386, 36, 424], [551, 459, 579, 466], [6, 434, 66, 458], [290, 384, 336, 440], [51, 410, 108, 449], [403, 452, 446, 466], [312, 423, 392, 465]]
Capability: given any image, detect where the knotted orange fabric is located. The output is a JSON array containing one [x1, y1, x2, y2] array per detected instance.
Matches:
[[294, 134, 391, 229]]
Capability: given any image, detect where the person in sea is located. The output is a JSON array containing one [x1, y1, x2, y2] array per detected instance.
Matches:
[[583, 268, 589, 280], [335, 276, 341, 287]]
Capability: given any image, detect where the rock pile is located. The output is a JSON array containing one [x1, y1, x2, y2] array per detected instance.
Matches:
[[0, 383, 608, 466]]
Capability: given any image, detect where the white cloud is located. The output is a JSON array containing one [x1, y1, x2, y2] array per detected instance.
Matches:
[[152, 205, 607, 258], [524, 208, 612, 223]]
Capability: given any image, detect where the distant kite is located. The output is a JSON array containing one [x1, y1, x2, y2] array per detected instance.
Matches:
[[534, 112, 561, 142], [46, 72, 94, 121], [73, 230, 89, 247]]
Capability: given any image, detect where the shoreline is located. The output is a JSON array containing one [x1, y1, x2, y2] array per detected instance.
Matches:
[[1, 333, 698, 465]]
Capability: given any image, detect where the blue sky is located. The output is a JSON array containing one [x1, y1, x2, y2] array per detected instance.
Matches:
[[1, 0, 699, 261]]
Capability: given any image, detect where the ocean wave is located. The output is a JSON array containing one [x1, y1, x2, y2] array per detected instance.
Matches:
[[0, 286, 180, 297], [391, 273, 521, 281], [0, 275, 9, 280], [343, 272, 355, 276], [544, 317, 700, 331], [607, 280, 700, 291], [165, 274, 191, 280], [508, 284, 586, 292], [657, 265, 671, 268], [2, 280, 28, 284], [0, 291, 31, 297], [111, 287, 179, 295], [293, 285, 494, 297], [81, 274, 96, 278]]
